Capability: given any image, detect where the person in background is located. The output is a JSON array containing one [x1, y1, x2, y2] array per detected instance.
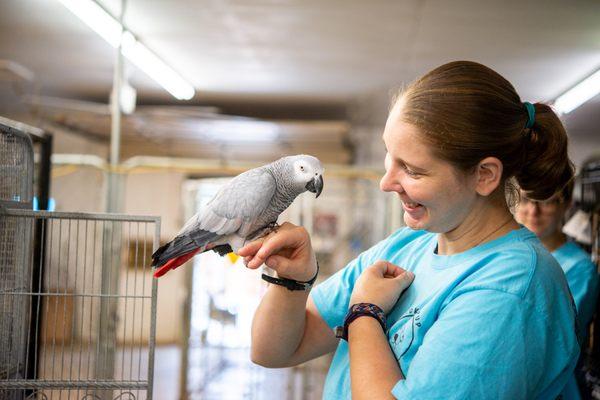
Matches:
[[517, 180, 600, 400], [242, 61, 579, 399]]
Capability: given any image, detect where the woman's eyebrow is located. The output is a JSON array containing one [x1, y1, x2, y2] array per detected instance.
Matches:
[[383, 136, 428, 172], [389, 153, 428, 172], [397, 157, 428, 172]]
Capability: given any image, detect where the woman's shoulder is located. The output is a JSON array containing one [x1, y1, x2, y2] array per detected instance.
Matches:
[[461, 229, 564, 299], [554, 241, 594, 268], [471, 227, 542, 266]]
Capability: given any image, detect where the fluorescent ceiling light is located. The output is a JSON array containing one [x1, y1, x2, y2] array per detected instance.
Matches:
[[554, 69, 600, 114], [201, 120, 280, 142], [121, 32, 194, 101], [57, 0, 195, 100]]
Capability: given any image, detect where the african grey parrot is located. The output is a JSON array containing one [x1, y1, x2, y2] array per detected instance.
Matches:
[[152, 155, 324, 277]]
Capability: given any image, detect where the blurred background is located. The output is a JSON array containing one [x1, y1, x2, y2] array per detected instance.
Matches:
[[0, 1, 599, 399]]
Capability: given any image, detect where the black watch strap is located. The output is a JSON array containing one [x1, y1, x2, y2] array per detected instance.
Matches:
[[261, 262, 319, 291]]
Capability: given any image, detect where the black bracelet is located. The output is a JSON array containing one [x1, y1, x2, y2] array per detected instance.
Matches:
[[335, 303, 387, 341], [261, 262, 319, 291]]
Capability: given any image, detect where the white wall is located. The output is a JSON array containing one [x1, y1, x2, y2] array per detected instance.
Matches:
[[43, 124, 191, 344], [50, 125, 108, 213], [123, 171, 189, 344]]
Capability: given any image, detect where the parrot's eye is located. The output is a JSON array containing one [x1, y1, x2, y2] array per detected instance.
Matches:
[[300, 165, 305, 171]]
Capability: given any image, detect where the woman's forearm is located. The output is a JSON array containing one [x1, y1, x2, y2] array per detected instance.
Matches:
[[250, 284, 310, 367], [349, 317, 404, 399]]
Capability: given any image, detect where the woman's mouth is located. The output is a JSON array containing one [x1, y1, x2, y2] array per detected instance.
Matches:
[[402, 200, 425, 216], [402, 200, 422, 210]]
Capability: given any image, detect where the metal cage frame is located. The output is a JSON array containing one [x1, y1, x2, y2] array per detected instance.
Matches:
[[0, 208, 160, 400]]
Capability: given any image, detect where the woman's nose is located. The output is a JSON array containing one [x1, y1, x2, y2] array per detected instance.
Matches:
[[521, 201, 541, 216], [380, 170, 403, 193], [530, 202, 542, 216]]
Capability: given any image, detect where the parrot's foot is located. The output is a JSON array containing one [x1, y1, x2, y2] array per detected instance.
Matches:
[[248, 222, 280, 241], [262, 221, 281, 237], [266, 221, 280, 232], [212, 244, 234, 256]]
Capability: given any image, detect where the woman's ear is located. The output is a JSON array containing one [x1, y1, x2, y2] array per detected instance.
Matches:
[[475, 157, 503, 196]]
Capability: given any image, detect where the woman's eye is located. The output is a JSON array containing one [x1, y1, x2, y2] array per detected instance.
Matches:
[[403, 165, 420, 177]]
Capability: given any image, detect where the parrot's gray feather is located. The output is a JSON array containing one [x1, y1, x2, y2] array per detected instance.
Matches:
[[183, 168, 277, 237], [152, 155, 324, 274]]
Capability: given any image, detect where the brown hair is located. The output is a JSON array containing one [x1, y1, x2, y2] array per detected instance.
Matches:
[[396, 60, 574, 201]]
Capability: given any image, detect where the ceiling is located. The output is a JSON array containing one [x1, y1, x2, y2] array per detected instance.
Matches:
[[0, 0, 598, 161]]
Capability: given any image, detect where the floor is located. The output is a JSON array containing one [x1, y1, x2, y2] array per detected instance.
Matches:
[[2, 344, 327, 399], [155, 345, 328, 400]]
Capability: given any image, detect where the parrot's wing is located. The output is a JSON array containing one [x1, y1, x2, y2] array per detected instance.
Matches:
[[181, 168, 276, 237]]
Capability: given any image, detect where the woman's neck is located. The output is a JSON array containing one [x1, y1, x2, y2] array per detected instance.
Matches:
[[437, 199, 519, 256], [541, 230, 567, 252]]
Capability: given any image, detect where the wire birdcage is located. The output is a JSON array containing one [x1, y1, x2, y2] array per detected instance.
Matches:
[[0, 122, 33, 207], [0, 209, 160, 400], [0, 122, 35, 400], [1, 118, 160, 399]]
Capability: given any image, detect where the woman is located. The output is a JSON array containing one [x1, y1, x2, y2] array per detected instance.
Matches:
[[516, 182, 599, 400], [240, 61, 579, 399], [517, 182, 599, 336]]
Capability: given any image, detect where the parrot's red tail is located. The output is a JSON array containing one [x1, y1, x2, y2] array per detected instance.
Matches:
[[153, 248, 201, 278]]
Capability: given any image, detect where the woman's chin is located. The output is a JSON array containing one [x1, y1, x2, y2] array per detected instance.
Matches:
[[525, 224, 547, 237], [404, 214, 428, 231]]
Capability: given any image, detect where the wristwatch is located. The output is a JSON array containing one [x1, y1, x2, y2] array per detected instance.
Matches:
[[261, 262, 319, 291]]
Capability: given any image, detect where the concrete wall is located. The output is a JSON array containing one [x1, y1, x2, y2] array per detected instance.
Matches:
[[43, 125, 190, 344], [123, 170, 188, 344]]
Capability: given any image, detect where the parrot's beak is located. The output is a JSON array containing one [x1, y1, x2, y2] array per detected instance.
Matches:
[[305, 175, 324, 198]]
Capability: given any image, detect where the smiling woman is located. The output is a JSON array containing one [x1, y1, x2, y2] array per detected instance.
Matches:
[[245, 61, 579, 400], [380, 120, 477, 236]]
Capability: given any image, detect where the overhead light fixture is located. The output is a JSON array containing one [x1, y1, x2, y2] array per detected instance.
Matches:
[[553, 68, 600, 115], [57, 0, 195, 100], [201, 120, 280, 142]]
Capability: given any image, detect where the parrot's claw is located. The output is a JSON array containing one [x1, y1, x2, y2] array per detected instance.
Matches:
[[261, 221, 280, 237], [266, 221, 280, 232], [247, 222, 280, 241]]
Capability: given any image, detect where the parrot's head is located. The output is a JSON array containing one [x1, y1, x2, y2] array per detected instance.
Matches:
[[284, 155, 324, 198]]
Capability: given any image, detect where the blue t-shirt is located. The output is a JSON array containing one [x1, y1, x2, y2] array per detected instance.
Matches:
[[312, 227, 579, 400], [553, 241, 599, 400], [553, 241, 599, 332]]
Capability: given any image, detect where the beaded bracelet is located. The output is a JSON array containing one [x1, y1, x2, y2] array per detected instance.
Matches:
[[335, 303, 387, 341]]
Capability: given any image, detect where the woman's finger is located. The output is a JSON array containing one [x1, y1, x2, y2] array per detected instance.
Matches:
[[264, 254, 290, 271], [372, 260, 406, 277], [237, 239, 265, 257], [394, 270, 415, 287], [247, 228, 306, 269]]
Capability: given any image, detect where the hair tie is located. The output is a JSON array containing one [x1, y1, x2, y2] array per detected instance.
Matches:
[[523, 102, 535, 129]]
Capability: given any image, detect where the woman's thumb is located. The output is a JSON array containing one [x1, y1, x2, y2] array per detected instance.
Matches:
[[394, 270, 415, 287]]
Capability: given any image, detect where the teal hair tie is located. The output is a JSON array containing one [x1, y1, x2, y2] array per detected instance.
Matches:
[[524, 102, 535, 129]]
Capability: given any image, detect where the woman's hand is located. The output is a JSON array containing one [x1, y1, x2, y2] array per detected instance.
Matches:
[[237, 222, 317, 281], [349, 261, 414, 313]]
